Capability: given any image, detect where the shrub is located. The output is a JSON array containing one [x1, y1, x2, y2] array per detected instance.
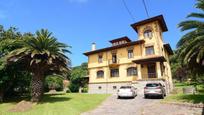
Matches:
[[45, 76, 63, 92], [82, 87, 88, 93], [68, 82, 80, 92]]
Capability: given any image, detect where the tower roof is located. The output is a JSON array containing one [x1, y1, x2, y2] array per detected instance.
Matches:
[[131, 15, 168, 32], [109, 36, 131, 43]]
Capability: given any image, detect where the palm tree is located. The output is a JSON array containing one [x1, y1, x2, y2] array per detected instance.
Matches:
[[7, 29, 71, 102], [177, 0, 204, 68]]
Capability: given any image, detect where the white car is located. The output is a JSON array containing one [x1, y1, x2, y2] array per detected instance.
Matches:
[[117, 86, 137, 98]]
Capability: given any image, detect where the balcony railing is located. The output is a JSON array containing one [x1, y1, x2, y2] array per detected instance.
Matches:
[[108, 59, 119, 64], [108, 59, 120, 67], [142, 73, 157, 79]]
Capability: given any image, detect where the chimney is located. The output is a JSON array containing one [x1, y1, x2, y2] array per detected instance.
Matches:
[[91, 43, 96, 51]]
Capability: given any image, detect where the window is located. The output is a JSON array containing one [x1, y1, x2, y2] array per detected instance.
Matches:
[[120, 86, 132, 89], [145, 46, 154, 55], [110, 68, 119, 77], [128, 49, 134, 59], [98, 55, 103, 63], [113, 42, 118, 46], [144, 29, 153, 38], [146, 83, 160, 87], [127, 67, 137, 76], [97, 70, 104, 78], [119, 41, 122, 45], [112, 53, 117, 63], [113, 86, 117, 89]]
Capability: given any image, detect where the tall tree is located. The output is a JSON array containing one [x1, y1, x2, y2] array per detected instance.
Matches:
[[69, 62, 88, 92], [170, 51, 189, 82], [7, 29, 71, 102], [0, 26, 24, 101], [177, 0, 204, 74]]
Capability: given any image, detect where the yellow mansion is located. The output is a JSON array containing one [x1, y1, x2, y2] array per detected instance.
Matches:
[[84, 15, 173, 94]]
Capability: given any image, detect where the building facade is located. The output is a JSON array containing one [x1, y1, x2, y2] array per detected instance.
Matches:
[[84, 15, 173, 94]]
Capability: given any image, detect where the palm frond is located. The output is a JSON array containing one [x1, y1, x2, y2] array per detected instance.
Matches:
[[178, 20, 204, 31], [6, 28, 71, 77], [187, 12, 204, 18], [196, 47, 204, 63], [179, 35, 204, 64], [177, 29, 204, 47], [196, 0, 204, 11]]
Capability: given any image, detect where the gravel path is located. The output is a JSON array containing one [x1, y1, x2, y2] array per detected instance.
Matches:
[[82, 95, 203, 115]]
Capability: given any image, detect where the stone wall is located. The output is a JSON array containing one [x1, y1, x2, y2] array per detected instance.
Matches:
[[88, 82, 131, 94], [88, 80, 172, 95]]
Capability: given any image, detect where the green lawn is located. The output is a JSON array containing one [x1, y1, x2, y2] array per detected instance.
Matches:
[[0, 93, 110, 115], [163, 82, 204, 104], [163, 93, 204, 104]]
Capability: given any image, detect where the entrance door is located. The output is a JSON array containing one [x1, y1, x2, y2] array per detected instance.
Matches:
[[147, 64, 156, 78]]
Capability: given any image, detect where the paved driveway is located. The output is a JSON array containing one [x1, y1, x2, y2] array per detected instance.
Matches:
[[82, 95, 203, 115]]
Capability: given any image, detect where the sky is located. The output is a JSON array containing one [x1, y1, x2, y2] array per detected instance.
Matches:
[[0, 0, 198, 66]]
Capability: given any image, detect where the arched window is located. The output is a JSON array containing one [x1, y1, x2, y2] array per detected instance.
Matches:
[[127, 67, 137, 76], [143, 29, 153, 39], [97, 70, 104, 78]]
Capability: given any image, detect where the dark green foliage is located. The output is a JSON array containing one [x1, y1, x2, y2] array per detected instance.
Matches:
[[82, 87, 88, 93], [69, 62, 88, 92], [176, 0, 204, 86], [0, 26, 30, 101], [45, 75, 63, 92], [69, 82, 80, 92], [0, 26, 71, 102], [6, 29, 71, 102], [4, 72, 31, 98], [170, 51, 189, 82], [173, 0, 204, 83], [177, 0, 204, 75]]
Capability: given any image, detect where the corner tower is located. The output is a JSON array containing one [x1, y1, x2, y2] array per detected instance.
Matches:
[[131, 15, 168, 57]]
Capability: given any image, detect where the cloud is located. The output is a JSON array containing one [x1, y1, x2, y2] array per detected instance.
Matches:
[[68, 0, 88, 3]]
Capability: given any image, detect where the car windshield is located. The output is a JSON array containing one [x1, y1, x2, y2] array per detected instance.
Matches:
[[146, 83, 160, 87], [120, 86, 131, 89]]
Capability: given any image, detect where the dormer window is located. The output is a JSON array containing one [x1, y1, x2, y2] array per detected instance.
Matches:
[[110, 37, 131, 46], [144, 29, 153, 39]]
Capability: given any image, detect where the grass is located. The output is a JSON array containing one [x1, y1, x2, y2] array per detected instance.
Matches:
[[163, 93, 204, 104], [174, 82, 193, 88], [0, 93, 110, 115], [163, 82, 204, 104]]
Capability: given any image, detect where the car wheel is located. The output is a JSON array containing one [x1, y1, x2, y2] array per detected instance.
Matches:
[[117, 96, 121, 99], [144, 95, 148, 99]]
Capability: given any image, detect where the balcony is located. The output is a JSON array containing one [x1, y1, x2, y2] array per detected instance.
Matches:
[[142, 73, 157, 79], [136, 73, 165, 81], [108, 59, 120, 67]]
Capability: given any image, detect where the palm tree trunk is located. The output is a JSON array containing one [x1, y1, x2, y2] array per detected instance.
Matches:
[[31, 72, 44, 102]]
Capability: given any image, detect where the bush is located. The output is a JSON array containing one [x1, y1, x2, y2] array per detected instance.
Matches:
[[68, 82, 80, 92], [45, 76, 63, 92], [66, 88, 71, 93], [82, 87, 88, 93]]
